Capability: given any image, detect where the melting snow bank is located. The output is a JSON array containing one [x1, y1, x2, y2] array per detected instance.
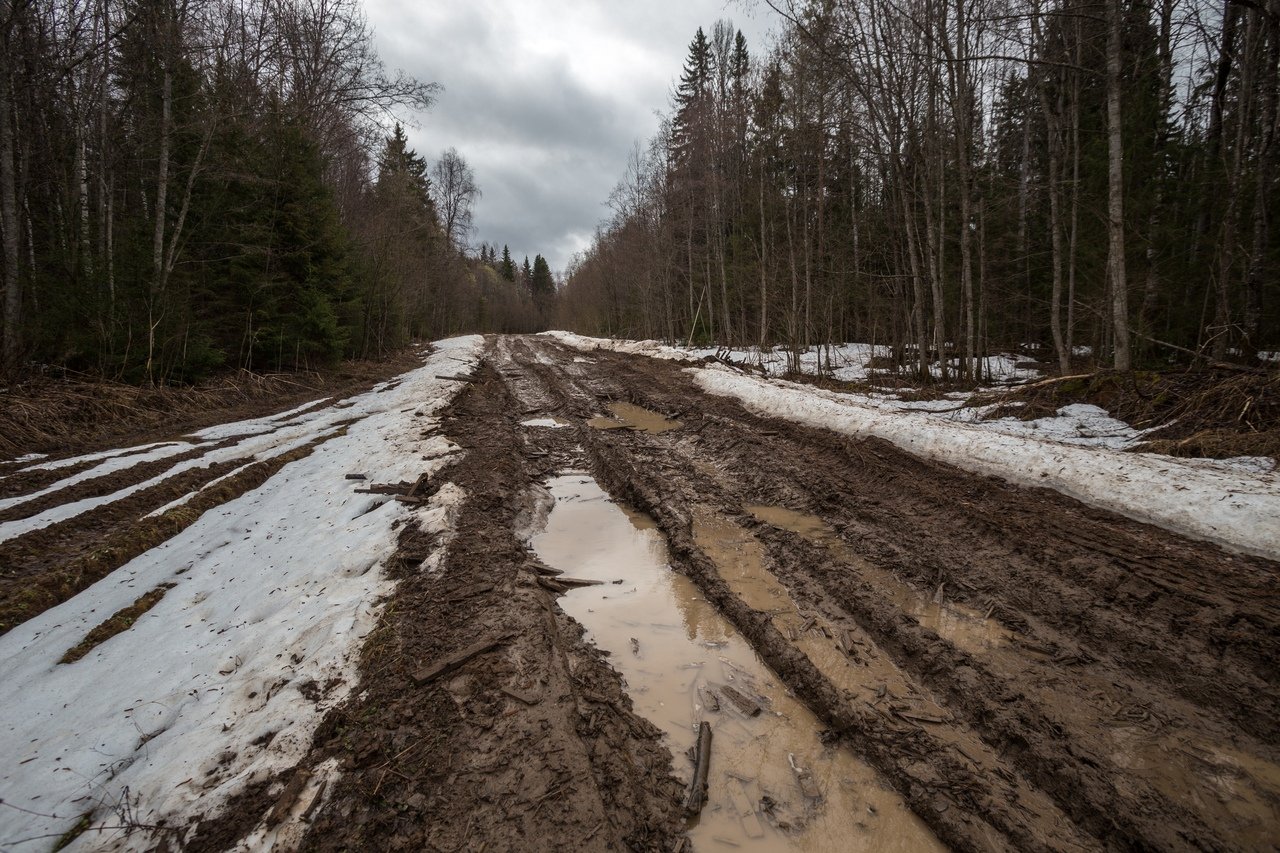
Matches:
[[541, 330, 1041, 384], [0, 336, 482, 851], [694, 369, 1280, 558]]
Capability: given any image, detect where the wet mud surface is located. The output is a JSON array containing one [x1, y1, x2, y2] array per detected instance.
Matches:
[[16, 334, 1276, 851], [463, 335, 1279, 852]]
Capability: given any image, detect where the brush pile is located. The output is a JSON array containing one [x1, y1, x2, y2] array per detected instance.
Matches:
[[986, 367, 1280, 460]]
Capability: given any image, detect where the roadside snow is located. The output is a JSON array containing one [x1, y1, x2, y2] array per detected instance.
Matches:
[[5, 453, 47, 465], [0, 358, 468, 544], [6, 442, 188, 474], [0, 336, 482, 852], [694, 368, 1280, 558], [541, 331, 1040, 384]]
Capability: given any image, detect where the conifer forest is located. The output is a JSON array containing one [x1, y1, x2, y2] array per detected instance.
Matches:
[[0, 0, 552, 383]]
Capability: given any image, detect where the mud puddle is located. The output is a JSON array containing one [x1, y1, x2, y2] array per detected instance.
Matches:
[[531, 474, 942, 852], [1106, 713, 1280, 847], [745, 505, 1009, 654], [587, 403, 683, 434], [695, 509, 951, 715], [694, 508, 1095, 838], [744, 506, 1280, 845]]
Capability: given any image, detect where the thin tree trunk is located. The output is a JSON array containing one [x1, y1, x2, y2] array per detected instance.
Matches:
[[147, 61, 173, 381], [758, 148, 768, 348], [1105, 0, 1131, 370], [1039, 68, 1069, 373], [1243, 1, 1278, 350], [0, 4, 21, 377]]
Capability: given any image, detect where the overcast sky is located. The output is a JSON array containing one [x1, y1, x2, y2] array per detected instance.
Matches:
[[363, 0, 778, 275]]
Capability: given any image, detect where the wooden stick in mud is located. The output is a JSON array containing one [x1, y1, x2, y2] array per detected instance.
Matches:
[[411, 633, 516, 686], [555, 577, 606, 588], [719, 684, 762, 717], [684, 721, 713, 816]]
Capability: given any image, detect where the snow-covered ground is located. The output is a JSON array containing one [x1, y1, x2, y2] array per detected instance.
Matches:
[[545, 332, 1280, 558], [0, 336, 482, 851], [543, 330, 1042, 384]]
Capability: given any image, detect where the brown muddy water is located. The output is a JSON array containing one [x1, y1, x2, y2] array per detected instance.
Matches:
[[743, 505, 1009, 655], [530, 474, 943, 852], [739, 505, 1280, 847], [587, 403, 684, 434]]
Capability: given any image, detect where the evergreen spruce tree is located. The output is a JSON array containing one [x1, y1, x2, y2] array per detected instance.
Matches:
[[671, 27, 713, 168], [531, 254, 554, 299], [500, 245, 516, 281]]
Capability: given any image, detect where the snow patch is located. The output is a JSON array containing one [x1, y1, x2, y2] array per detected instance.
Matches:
[[543, 331, 1040, 384], [0, 336, 483, 851]]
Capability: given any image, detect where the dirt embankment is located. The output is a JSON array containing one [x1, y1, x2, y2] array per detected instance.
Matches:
[[983, 367, 1280, 460], [0, 350, 422, 465]]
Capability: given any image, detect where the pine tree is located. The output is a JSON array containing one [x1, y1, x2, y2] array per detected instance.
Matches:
[[531, 254, 554, 299], [671, 27, 713, 168], [500, 245, 516, 281]]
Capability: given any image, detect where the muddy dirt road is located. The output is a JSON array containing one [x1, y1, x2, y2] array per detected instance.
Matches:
[[3, 334, 1276, 852], [289, 335, 1279, 852]]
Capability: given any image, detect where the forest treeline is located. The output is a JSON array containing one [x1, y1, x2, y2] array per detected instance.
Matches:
[[558, 0, 1279, 378], [0, 0, 547, 383]]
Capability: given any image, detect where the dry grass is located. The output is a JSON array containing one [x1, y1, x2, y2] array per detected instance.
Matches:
[[0, 351, 421, 461], [984, 368, 1280, 461], [60, 583, 175, 663]]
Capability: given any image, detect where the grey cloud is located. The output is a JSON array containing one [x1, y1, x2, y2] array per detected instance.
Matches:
[[365, 0, 776, 273]]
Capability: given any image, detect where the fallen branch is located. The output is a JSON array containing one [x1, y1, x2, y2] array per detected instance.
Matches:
[[719, 685, 762, 717], [684, 721, 713, 816], [412, 633, 516, 686]]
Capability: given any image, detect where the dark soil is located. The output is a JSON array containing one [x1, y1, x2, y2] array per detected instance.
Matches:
[[480, 336, 1279, 852], [253, 361, 687, 852], [0, 349, 422, 464]]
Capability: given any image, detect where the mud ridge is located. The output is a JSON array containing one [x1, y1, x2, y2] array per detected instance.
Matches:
[[284, 359, 686, 852]]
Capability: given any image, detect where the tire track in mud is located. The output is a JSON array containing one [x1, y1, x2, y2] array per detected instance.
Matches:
[[499, 337, 1090, 852], [274, 358, 688, 853], [502, 335, 1280, 852]]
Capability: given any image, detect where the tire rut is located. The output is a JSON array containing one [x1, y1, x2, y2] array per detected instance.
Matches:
[[503, 335, 1280, 853]]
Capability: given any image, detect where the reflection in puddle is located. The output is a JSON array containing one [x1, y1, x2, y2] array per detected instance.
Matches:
[[532, 475, 942, 852], [745, 505, 1010, 654], [520, 416, 573, 428], [587, 402, 683, 434]]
